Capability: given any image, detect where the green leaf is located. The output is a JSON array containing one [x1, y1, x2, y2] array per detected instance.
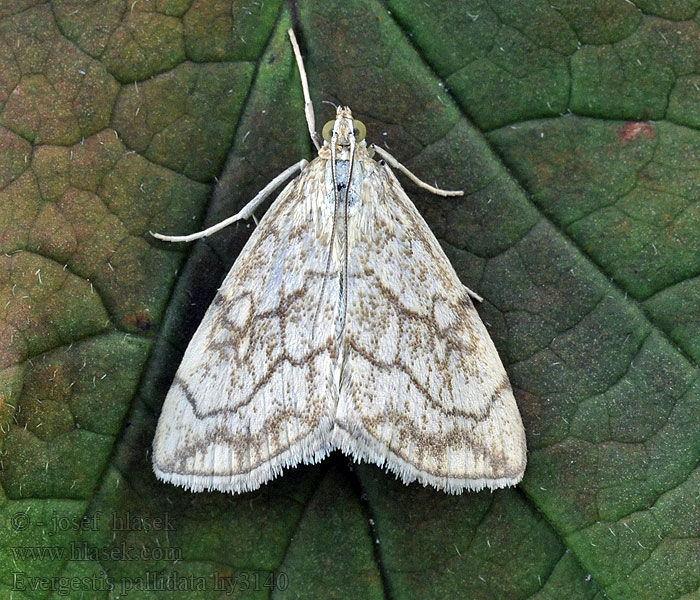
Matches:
[[1, 1, 698, 599]]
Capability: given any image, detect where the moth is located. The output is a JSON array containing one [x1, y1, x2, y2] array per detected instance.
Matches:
[[151, 29, 526, 494]]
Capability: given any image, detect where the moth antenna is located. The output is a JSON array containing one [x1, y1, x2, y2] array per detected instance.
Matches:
[[312, 126, 341, 337]]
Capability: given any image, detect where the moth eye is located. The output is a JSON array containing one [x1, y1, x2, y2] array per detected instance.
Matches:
[[353, 119, 366, 142], [322, 120, 335, 142]]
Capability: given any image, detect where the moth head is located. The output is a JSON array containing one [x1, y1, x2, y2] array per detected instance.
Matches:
[[322, 106, 366, 149]]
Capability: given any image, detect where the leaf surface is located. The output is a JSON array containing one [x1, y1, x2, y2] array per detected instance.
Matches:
[[0, 1, 697, 599]]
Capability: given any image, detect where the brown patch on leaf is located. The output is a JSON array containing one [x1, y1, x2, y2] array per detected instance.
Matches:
[[125, 310, 152, 331], [618, 122, 654, 143]]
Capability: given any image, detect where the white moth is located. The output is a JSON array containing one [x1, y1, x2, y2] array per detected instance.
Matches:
[[151, 29, 526, 495]]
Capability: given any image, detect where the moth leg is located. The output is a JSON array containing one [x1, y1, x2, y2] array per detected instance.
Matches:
[[288, 28, 322, 152], [371, 144, 463, 197], [370, 145, 478, 299], [150, 158, 307, 243], [464, 285, 484, 303]]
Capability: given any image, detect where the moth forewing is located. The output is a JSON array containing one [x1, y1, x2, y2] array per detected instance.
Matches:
[[152, 168, 342, 494], [335, 158, 526, 492], [151, 28, 526, 495]]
